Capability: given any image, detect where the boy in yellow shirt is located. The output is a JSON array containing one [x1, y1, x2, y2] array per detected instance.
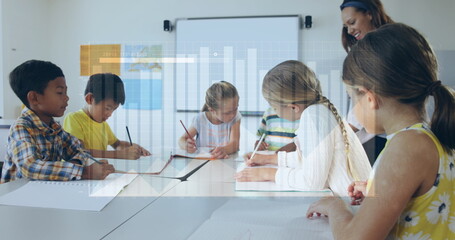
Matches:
[[63, 73, 150, 159]]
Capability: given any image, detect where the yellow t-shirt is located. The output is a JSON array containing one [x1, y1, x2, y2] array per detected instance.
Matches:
[[63, 109, 118, 150], [367, 123, 455, 239]]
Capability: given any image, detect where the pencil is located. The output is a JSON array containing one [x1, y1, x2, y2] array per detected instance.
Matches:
[[250, 133, 266, 160], [91, 158, 104, 165], [126, 126, 133, 146], [180, 120, 191, 138]]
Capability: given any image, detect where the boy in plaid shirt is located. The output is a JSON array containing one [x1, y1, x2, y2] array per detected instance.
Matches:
[[1, 60, 114, 183]]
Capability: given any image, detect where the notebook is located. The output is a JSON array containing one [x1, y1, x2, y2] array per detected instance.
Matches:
[[113, 154, 173, 175], [0, 173, 137, 211], [234, 150, 276, 162], [235, 163, 332, 192], [173, 147, 216, 160]]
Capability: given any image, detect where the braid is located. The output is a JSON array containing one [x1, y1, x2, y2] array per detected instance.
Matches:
[[318, 96, 357, 180]]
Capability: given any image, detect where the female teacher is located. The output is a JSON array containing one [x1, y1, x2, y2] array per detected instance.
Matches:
[[340, 0, 394, 164]]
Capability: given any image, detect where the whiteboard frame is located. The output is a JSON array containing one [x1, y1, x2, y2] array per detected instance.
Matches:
[[174, 15, 302, 116]]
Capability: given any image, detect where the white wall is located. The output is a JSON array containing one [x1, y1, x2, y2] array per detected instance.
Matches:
[[2, 0, 455, 151], [0, 2, 3, 118], [1, 0, 51, 118], [384, 0, 455, 50]]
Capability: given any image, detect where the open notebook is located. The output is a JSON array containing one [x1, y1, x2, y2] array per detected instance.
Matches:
[[113, 154, 173, 175], [236, 163, 299, 191], [173, 147, 216, 160], [0, 173, 137, 211], [236, 163, 332, 193]]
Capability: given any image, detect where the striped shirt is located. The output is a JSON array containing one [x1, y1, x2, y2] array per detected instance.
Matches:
[[257, 107, 299, 151], [1, 107, 94, 183]]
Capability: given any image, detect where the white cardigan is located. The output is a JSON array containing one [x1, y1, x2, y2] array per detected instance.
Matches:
[[275, 104, 372, 196]]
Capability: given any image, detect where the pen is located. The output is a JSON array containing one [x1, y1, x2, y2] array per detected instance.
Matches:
[[180, 120, 192, 138], [83, 149, 105, 165], [250, 133, 266, 160], [126, 126, 133, 146], [90, 157, 104, 165]]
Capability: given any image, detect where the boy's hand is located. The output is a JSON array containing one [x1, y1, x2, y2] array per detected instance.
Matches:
[[133, 144, 151, 156], [235, 168, 276, 182], [210, 147, 229, 159], [243, 153, 277, 166], [254, 140, 269, 151], [117, 146, 141, 160], [276, 142, 296, 153], [185, 138, 197, 153], [348, 181, 367, 205], [82, 160, 115, 180]]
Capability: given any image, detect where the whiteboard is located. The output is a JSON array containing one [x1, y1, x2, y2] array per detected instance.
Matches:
[[175, 16, 301, 115]]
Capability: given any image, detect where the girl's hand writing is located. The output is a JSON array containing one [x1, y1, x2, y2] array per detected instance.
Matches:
[[210, 147, 229, 159], [243, 153, 277, 166], [185, 138, 197, 153], [235, 168, 277, 182]]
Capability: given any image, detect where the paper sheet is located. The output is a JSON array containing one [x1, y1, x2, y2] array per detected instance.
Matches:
[[0, 173, 137, 211]]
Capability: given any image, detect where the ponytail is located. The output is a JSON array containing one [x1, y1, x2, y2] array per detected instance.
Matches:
[[201, 103, 209, 112], [342, 23, 455, 154], [430, 85, 455, 153]]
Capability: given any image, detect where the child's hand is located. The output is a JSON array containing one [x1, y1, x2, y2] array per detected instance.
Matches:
[[243, 153, 276, 166], [235, 168, 277, 182], [254, 140, 269, 151], [117, 146, 141, 160], [276, 142, 296, 153], [210, 147, 229, 159], [348, 181, 367, 205], [185, 138, 197, 153], [306, 197, 346, 219], [133, 144, 151, 156], [82, 160, 115, 180]]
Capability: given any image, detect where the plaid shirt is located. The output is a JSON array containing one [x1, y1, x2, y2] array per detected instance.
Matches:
[[1, 108, 95, 183]]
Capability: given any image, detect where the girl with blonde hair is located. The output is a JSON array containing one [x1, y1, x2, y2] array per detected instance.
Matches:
[[178, 81, 241, 159], [236, 60, 371, 196]]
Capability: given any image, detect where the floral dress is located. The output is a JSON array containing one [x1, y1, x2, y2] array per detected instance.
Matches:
[[367, 123, 455, 239]]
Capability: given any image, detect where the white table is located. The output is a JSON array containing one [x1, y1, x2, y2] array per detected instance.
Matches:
[[0, 150, 335, 240], [0, 176, 180, 240], [104, 181, 333, 240]]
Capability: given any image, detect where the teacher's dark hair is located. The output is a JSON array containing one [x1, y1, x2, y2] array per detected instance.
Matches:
[[340, 0, 394, 52]]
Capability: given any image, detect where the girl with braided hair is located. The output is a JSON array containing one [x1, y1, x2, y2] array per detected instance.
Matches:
[[235, 60, 371, 196]]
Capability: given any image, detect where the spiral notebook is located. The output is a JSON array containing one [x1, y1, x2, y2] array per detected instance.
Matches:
[[0, 173, 137, 211]]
